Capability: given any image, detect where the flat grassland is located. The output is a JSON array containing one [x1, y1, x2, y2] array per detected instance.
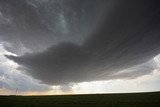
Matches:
[[0, 92, 160, 107]]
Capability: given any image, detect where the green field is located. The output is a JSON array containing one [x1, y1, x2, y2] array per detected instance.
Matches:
[[0, 92, 160, 107]]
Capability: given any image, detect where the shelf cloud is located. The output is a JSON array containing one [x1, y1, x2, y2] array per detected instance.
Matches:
[[1, 0, 160, 85]]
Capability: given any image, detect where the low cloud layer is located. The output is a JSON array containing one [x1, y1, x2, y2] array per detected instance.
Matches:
[[2, 0, 160, 85]]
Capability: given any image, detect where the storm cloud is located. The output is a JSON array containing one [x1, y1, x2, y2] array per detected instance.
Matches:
[[2, 0, 160, 85], [0, 0, 107, 55]]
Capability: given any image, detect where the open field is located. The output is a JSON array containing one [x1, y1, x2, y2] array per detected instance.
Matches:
[[0, 92, 160, 107]]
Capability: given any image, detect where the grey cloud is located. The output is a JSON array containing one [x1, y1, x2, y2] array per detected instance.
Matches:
[[154, 54, 160, 69], [101, 60, 157, 80], [4, 0, 160, 85], [59, 84, 73, 93], [5, 42, 91, 84], [0, 0, 107, 55]]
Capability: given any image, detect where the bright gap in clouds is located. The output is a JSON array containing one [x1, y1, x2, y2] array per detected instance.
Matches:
[[72, 70, 160, 94]]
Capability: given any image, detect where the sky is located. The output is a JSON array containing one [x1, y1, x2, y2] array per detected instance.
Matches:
[[0, 0, 160, 95]]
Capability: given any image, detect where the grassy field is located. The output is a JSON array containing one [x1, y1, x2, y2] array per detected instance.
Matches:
[[0, 92, 160, 107]]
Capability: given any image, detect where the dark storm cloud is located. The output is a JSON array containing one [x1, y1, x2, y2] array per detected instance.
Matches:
[[6, 42, 92, 84], [4, 0, 160, 85], [0, 0, 106, 55], [100, 60, 157, 80]]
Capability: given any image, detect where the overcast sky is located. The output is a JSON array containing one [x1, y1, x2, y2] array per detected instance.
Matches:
[[0, 0, 160, 95]]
